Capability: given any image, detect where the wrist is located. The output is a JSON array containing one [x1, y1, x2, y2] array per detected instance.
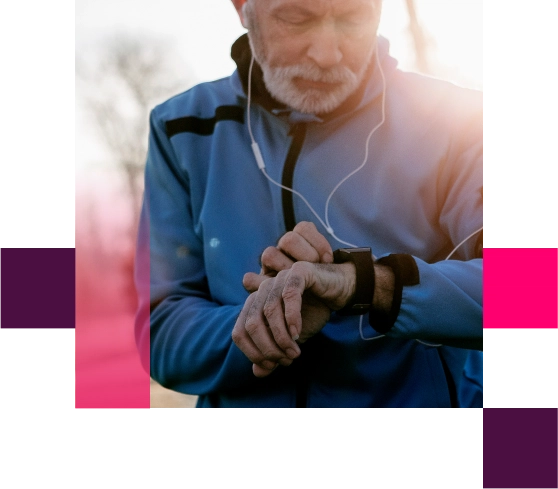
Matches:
[[369, 254, 420, 334], [337, 262, 357, 308], [372, 264, 395, 313]]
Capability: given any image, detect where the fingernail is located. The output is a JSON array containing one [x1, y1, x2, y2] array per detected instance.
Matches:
[[289, 325, 299, 340], [323, 251, 333, 263]]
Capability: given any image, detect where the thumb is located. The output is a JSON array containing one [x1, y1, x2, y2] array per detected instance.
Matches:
[[242, 272, 268, 292]]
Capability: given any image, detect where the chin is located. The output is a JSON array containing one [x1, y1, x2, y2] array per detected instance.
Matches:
[[282, 90, 348, 114]]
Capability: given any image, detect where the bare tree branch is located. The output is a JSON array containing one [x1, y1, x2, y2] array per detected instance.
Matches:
[[405, 0, 431, 74], [77, 34, 193, 310]]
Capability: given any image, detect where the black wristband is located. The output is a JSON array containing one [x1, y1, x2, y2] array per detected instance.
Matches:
[[369, 254, 420, 334], [333, 247, 375, 316]]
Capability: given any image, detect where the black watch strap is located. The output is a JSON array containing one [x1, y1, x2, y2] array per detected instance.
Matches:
[[369, 253, 420, 333], [333, 247, 375, 315]]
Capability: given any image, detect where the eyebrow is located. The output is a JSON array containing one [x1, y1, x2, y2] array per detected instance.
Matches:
[[271, 5, 316, 17], [271, 2, 374, 19]]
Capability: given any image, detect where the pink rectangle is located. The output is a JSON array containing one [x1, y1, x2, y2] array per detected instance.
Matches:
[[484, 248, 558, 328], [75, 314, 150, 409], [75, 236, 150, 408]]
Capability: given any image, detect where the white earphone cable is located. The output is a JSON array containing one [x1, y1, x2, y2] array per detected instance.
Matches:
[[247, 42, 386, 249], [358, 226, 483, 344], [247, 41, 481, 349]]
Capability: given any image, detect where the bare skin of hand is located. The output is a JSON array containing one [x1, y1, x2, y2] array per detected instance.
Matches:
[[234, 222, 334, 377], [232, 221, 394, 378], [232, 260, 356, 377], [243, 221, 333, 293]]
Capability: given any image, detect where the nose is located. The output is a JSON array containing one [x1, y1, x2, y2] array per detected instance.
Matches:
[[306, 22, 343, 69]]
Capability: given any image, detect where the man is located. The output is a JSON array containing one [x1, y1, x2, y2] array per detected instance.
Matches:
[[135, 0, 483, 407]]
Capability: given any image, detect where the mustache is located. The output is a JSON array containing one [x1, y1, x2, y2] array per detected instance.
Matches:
[[269, 63, 357, 85]]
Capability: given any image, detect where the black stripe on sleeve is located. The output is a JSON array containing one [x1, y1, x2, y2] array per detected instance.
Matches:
[[165, 105, 244, 137]]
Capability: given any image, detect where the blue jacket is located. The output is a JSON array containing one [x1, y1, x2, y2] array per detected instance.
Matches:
[[135, 35, 483, 407]]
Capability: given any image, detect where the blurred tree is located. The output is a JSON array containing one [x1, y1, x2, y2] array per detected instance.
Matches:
[[405, 0, 432, 75], [77, 35, 192, 311], [77, 35, 189, 234]]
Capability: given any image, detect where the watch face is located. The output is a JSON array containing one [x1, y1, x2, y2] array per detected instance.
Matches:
[[345, 247, 372, 254], [334, 247, 372, 260], [334, 248, 372, 255]]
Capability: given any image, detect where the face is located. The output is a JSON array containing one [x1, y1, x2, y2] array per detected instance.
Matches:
[[242, 0, 381, 114]]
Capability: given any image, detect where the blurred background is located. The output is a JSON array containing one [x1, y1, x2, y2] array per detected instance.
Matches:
[[75, 0, 482, 408]]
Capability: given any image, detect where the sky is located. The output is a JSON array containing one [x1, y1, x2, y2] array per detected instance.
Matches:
[[76, 0, 483, 177]]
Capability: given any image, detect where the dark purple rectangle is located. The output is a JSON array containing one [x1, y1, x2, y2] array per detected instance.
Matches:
[[1, 248, 75, 328], [484, 408, 558, 488]]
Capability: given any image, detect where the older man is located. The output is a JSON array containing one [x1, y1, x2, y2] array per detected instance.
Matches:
[[136, 0, 483, 407]]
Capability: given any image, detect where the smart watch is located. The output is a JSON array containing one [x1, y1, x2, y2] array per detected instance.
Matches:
[[333, 247, 375, 315]]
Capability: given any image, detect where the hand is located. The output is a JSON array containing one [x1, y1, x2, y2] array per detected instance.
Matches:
[[234, 222, 340, 378], [232, 261, 356, 377], [232, 288, 300, 378], [237, 221, 333, 377], [267, 261, 357, 340], [243, 221, 333, 293]]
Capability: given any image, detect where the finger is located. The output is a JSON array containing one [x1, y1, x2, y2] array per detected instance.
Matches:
[[263, 272, 301, 359], [253, 363, 276, 378], [278, 223, 333, 263], [243, 272, 268, 293], [293, 221, 333, 263], [232, 295, 280, 370], [282, 263, 313, 340], [260, 246, 294, 274], [277, 231, 321, 263], [244, 279, 291, 364]]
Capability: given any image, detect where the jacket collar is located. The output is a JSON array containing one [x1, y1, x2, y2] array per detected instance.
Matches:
[[230, 33, 398, 124]]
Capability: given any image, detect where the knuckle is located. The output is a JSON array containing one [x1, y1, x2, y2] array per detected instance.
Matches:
[[231, 327, 242, 345], [261, 348, 281, 360], [263, 290, 282, 317], [276, 269, 289, 279], [278, 231, 296, 249], [261, 246, 277, 264], [282, 285, 301, 301], [262, 300, 276, 318], [260, 277, 274, 289], [244, 319, 259, 336], [291, 261, 309, 274], [295, 221, 315, 235]]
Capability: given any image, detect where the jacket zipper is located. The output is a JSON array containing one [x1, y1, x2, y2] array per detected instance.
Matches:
[[281, 123, 307, 232], [281, 123, 308, 407]]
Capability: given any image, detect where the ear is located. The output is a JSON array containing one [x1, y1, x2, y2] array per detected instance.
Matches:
[[231, 0, 249, 28]]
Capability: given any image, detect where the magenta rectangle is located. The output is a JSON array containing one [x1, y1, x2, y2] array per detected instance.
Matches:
[[484, 248, 557, 328]]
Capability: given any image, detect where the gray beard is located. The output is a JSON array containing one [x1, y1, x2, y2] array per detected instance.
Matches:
[[246, 15, 372, 114]]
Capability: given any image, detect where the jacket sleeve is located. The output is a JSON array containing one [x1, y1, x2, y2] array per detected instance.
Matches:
[[135, 109, 260, 396], [370, 107, 483, 350], [380, 256, 483, 350]]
